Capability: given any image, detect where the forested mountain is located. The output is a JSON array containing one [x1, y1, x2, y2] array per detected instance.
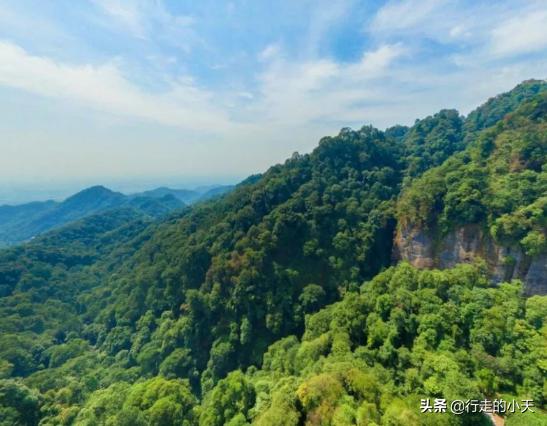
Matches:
[[134, 185, 235, 205], [0, 186, 185, 247], [0, 80, 545, 425], [0, 184, 236, 247], [0, 183, 238, 248], [395, 90, 547, 294]]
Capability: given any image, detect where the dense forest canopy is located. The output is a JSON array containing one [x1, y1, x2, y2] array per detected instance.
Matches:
[[398, 91, 547, 246], [0, 80, 546, 425]]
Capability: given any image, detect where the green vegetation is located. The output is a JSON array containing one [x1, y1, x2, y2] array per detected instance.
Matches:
[[464, 79, 547, 134], [205, 262, 546, 425], [0, 80, 546, 425], [402, 109, 464, 179], [397, 91, 547, 255], [0, 186, 186, 247]]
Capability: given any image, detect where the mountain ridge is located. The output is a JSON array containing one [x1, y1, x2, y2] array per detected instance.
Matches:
[[0, 184, 235, 247], [395, 89, 547, 294]]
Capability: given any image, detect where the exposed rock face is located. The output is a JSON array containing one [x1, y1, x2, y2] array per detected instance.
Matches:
[[394, 225, 546, 295], [525, 253, 547, 295]]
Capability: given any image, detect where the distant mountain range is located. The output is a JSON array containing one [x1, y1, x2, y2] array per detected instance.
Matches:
[[0, 184, 234, 246], [134, 184, 234, 205]]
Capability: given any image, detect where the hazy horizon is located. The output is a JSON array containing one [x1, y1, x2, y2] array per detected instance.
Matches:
[[0, 176, 244, 205]]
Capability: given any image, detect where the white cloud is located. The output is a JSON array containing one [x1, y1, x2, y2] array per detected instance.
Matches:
[[0, 39, 407, 143], [304, 0, 352, 55], [91, 0, 146, 37], [253, 44, 406, 126], [370, 0, 547, 60], [490, 9, 547, 56], [371, 0, 446, 32], [0, 40, 233, 132], [91, 0, 195, 51], [351, 43, 406, 76], [258, 43, 281, 62]]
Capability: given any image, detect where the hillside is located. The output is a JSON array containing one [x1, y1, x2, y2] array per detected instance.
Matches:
[[0, 184, 237, 247], [195, 262, 546, 426], [0, 80, 545, 425], [395, 92, 547, 294], [0, 186, 185, 247], [133, 185, 235, 205]]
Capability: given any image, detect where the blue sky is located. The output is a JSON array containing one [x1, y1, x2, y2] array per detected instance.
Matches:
[[0, 0, 546, 200]]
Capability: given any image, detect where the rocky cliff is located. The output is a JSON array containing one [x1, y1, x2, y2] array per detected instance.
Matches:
[[393, 225, 547, 295]]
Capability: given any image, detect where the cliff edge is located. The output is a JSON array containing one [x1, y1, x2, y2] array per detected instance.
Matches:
[[393, 224, 547, 295]]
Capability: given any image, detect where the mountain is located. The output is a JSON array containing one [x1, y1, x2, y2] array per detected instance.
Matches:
[[0, 200, 57, 241], [126, 194, 185, 217], [464, 78, 547, 134], [0, 80, 545, 425], [133, 185, 235, 204], [0, 186, 186, 247], [133, 187, 201, 204], [395, 92, 547, 294], [196, 184, 235, 201]]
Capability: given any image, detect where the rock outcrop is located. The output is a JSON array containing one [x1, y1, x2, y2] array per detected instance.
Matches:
[[393, 224, 547, 295]]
